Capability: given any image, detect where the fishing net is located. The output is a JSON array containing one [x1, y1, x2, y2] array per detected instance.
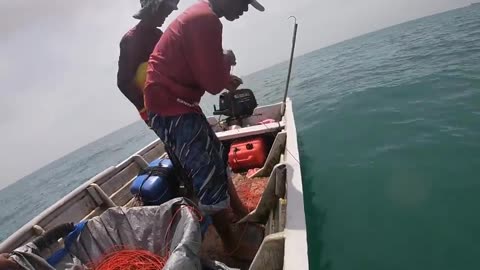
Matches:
[[232, 175, 269, 212], [9, 198, 205, 270]]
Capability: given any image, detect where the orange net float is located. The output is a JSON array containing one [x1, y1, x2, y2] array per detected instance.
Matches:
[[91, 249, 168, 270]]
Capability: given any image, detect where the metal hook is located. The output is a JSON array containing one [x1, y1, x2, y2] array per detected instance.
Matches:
[[288, 16, 297, 24]]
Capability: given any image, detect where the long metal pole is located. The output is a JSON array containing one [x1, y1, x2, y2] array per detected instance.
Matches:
[[282, 17, 298, 115]]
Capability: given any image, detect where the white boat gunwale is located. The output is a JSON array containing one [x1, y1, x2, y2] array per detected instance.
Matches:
[[0, 99, 309, 269]]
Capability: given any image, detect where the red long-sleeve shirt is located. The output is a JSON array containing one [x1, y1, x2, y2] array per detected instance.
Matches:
[[144, 1, 231, 116], [117, 22, 162, 120]]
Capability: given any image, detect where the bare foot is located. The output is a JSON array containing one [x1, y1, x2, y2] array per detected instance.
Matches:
[[227, 241, 258, 261], [225, 208, 238, 223], [212, 210, 262, 261], [224, 223, 262, 261], [233, 204, 250, 219]]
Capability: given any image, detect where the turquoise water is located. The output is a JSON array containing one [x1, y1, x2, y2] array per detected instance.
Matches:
[[1, 5, 480, 270]]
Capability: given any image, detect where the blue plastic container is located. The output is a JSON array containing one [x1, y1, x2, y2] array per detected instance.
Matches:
[[130, 158, 175, 205]]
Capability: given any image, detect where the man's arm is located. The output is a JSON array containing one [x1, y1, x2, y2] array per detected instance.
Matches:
[[117, 38, 145, 110], [184, 15, 232, 95]]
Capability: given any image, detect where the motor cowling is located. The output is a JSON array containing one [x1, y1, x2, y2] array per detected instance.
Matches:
[[213, 89, 258, 119]]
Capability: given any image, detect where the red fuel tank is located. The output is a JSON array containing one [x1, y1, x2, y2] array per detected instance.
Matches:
[[228, 137, 267, 172]]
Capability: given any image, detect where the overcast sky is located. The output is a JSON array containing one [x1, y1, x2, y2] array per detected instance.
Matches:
[[0, 0, 471, 189]]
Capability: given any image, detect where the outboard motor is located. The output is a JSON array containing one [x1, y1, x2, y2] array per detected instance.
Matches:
[[213, 89, 258, 125]]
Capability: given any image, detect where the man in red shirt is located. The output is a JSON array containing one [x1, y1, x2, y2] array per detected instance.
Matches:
[[117, 0, 179, 122], [145, 0, 265, 260]]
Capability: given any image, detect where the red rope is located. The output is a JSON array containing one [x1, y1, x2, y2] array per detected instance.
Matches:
[[90, 204, 203, 270], [164, 205, 203, 246], [92, 249, 167, 270]]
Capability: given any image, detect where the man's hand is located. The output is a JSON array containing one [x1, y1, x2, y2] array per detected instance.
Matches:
[[224, 50, 237, 66], [0, 253, 21, 270], [226, 75, 243, 91]]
